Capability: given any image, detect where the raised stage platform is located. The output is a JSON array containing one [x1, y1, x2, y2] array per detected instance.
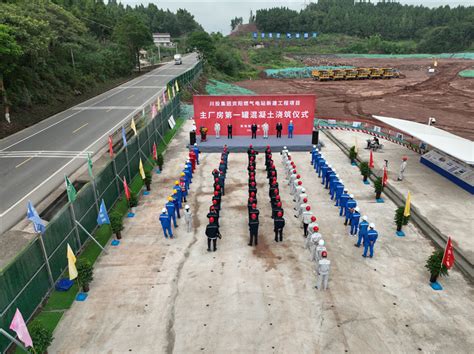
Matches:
[[192, 135, 313, 153]]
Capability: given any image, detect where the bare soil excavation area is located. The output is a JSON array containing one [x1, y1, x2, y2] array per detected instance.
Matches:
[[237, 57, 474, 140]]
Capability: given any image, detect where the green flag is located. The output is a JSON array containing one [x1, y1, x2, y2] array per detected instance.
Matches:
[[87, 153, 93, 178], [65, 176, 77, 202]]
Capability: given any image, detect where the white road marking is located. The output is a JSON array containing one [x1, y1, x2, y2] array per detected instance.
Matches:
[[15, 157, 33, 168], [127, 94, 135, 100], [73, 123, 88, 134], [71, 106, 139, 110]]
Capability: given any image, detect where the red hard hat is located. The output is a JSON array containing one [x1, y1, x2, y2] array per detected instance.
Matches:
[[306, 205, 311, 211], [274, 189, 279, 194], [249, 197, 253, 202], [250, 166, 254, 170], [251, 192, 255, 197], [277, 202, 282, 207], [210, 206, 215, 210], [402, 156, 408, 161], [212, 200, 217, 205], [267, 145, 270, 148], [277, 211, 283, 217], [298, 181, 302, 185], [209, 217, 214, 223], [251, 213, 257, 220], [216, 185, 221, 190], [252, 203, 257, 209], [296, 174, 301, 179], [214, 191, 218, 196], [293, 169, 296, 173], [251, 182, 256, 186], [311, 216, 316, 222], [272, 181, 277, 185], [313, 226, 319, 232], [271, 171, 275, 176], [215, 178, 219, 182], [250, 156, 254, 161], [321, 251, 327, 257], [271, 164, 275, 169]]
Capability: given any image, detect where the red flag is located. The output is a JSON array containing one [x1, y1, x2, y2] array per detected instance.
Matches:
[[108, 136, 114, 158], [152, 142, 157, 161], [123, 176, 131, 201], [441, 237, 455, 269], [382, 166, 388, 186], [369, 150, 374, 168]]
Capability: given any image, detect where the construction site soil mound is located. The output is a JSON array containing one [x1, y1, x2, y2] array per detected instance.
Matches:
[[236, 57, 474, 140]]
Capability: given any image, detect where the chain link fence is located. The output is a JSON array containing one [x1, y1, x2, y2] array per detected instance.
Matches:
[[0, 60, 203, 353]]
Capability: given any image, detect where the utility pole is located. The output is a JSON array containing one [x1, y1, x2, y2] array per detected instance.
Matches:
[[158, 45, 161, 62]]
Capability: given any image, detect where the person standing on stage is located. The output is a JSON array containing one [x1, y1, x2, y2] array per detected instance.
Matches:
[[214, 122, 221, 139], [262, 122, 269, 139], [276, 122, 283, 138], [288, 120, 294, 138], [227, 123, 233, 139], [251, 123, 258, 139]]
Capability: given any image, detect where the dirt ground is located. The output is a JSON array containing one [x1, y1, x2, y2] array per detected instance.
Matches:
[[237, 57, 474, 140], [50, 120, 473, 353]]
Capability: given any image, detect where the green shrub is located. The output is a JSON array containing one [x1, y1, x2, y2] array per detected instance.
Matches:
[[77, 259, 93, 289], [349, 146, 357, 162], [128, 193, 138, 208], [30, 322, 53, 354], [110, 211, 123, 234], [425, 250, 449, 278], [394, 206, 410, 229], [359, 161, 371, 178]]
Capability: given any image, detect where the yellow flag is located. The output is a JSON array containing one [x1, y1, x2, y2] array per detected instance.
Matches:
[[354, 136, 358, 153], [404, 191, 411, 217], [157, 96, 161, 111], [67, 244, 78, 280], [172, 86, 176, 97], [175, 80, 179, 92], [167, 86, 171, 100], [139, 158, 145, 179], [130, 118, 137, 136]]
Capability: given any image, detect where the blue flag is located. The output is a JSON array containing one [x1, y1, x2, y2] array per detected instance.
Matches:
[[312, 32, 318, 38], [261, 32, 265, 39], [276, 33, 281, 39], [122, 127, 127, 147], [97, 199, 110, 225], [304, 33, 309, 39], [27, 201, 46, 234], [286, 33, 292, 39], [252, 32, 257, 39]]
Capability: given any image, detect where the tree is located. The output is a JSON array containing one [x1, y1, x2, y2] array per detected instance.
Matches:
[[113, 13, 152, 71], [187, 31, 215, 61], [0, 24, 22, 113], [230, 17, 243, 31]]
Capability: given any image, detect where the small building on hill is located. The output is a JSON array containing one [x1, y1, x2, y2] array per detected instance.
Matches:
[[153, 33, 173, 47]]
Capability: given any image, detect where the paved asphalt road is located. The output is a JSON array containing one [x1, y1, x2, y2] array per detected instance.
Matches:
[[0, 53, 199, 235]]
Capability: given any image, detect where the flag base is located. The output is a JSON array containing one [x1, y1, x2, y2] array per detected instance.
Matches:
[[111, 240, 120, 246], [76, 292, 88, 301], [55, 279, 74, 292], [143, 191, 150, 196], [376, 198, 384, 203], [430, 282, 443, 291], [351, 162, 357, 166], [127, 212, 135, 218], [156, 168, 161, 174], [396, 231, 405, 237], [363, 180, 370, 185]]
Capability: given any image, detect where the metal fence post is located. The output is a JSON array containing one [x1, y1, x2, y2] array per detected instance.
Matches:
[[37, 233, 54, 287], [111, 158, 121, 196], [69, 204, 82, 249]]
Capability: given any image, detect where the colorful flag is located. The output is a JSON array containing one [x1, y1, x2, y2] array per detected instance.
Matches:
[[123, 176, 131, 200], [108, 136, 114, 158], [65, 176, 77, 202], [122, 126, 127, 147], [97, 199, 110, 225], [175, 80, 179, 92], [130, 118, 137, 136], [152, 142, 157, 160], [441, 237, 455, 269], [382, 166, 388, 186], [67, 244, 78, 280], [9, 308, 33, 348], [27, 201, 46, 234], [403, 191, 411, 217], [139, 158, 145, 179], [87, 153, 93, 178], [151, 103, 157, 118], [172, 86, 176, 98], [369, 150, 374, 168], [167, 86, 171, 100]]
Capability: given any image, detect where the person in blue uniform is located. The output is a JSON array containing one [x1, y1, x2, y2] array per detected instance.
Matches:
[[317, 157, 325, 176], [325, 166, 335, 189], [159, 208, 173, 238], [193, 143, 200, 165], [321, 164, 329, 185], [288, 120, 294, 138], [363, 223, 378, 258], [166, 197, 178, 227], [355, 216, 369, 247], [339, 190, 350, 216], [344, 194, 357, 225], [350, 207, 361, 235], [334, 181, 344, 206], [310, 145, 318, 166], [172, 193, 181, 218], [329, 173, 339, 198]]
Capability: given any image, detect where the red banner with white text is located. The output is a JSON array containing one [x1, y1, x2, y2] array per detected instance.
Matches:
[[193, 94, 316, 136]]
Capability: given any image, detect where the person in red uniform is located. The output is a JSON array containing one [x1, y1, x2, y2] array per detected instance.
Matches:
[[189, 149, 196, 172]]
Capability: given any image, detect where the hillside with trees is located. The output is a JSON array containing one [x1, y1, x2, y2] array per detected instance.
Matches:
[[0, 0, 202, 137]]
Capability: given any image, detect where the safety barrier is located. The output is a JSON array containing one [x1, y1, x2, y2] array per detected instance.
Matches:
[[0, 59, 203, 353]]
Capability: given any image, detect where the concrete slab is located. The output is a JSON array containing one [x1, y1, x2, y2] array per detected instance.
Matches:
[[49, 122, 474, 353], [328, 129, 473, 264]]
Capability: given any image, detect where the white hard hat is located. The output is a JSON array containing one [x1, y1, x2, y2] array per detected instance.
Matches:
[[349, 194, 354, 198], [328, 165, 332, 168], [336, 174, 339, 178], [301, 188, 306, 193], [313, 145, 316, 148], [355, 207, 360, 212], [318, 239, 325, 246], [316, 148, 319, 151], [185, 205, 190, 209], [362, 215, 368, 221], [283, 146, 287, 149], [332, 168, 336, 172], [162, 208, 167, 213], [344, 189, 348, 192], [369, 223, 375, 228], [194, 143, 197, 146], [339, 180, 344, 184]]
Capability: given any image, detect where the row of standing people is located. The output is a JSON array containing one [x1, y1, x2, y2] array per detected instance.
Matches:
[[281, 148, 330, 290], [247, 145, 260, 246], [159, 144, 200, 238], [213, 121, 296, 139], [311, 146, 379, 258], [205, 146, 229, 252]]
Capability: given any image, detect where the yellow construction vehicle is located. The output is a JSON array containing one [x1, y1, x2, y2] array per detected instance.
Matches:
[[369, 68, 384, 79], [332, 69, 346, 80], [311, 69, 332, 81], [345, 69, 358, 80], [356, 68, 371, 79], [381, 68, 400, 79]]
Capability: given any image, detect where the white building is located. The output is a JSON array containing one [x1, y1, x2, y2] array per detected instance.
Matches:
[[153, 33, 173, 47]]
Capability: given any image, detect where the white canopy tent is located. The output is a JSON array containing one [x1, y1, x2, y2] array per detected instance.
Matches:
[[372, 115, 474, 165]]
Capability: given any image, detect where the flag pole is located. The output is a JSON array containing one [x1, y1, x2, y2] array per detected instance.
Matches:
[[122, 126, 132, 182], [69, 204, 82, 250], [74, 221, 108, 254], [0, 329, 30, 353], [37, 232, 54, 287], [86, 156, 100, 214]]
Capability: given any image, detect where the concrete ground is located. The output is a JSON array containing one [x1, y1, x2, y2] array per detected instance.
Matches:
[[50, 121, 473, 353], [328, 129, 474, 263]]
